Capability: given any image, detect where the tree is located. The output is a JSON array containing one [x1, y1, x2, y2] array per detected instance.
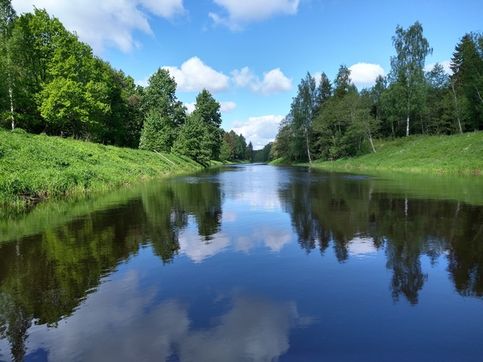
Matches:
[[139, 111, 176, 152], [317, 72, 332, 104], [0, 0, 16, 129], [290, 72, 320, 163], [172, 113, 211, 165], [334, 65, 354, 98], [389, 21, 432, 136], [451, 33, 483, 131], [246, 141, 254, 162], [219, 135, 231, 162], [235, 133, 247, 160], [36, 28, 111, 138], [253, 142, 272, 162], [139, 69, 185, 151], [424, 63, 455, 134], [271, 118, 292, 160], [193, 89, 222, 160]]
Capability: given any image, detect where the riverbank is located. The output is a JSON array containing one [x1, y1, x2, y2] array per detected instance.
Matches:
[[286, 132, 483, 175], [0, 129, 216, 207]]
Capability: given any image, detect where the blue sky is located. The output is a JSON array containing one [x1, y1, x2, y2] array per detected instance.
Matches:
[[12, 0, 483, 148]]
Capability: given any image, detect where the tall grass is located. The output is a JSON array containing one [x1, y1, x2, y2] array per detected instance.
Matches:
[[310, 132, 483, 175], [0, 129, 204, 206]]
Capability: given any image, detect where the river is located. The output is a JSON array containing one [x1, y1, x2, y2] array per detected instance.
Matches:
[[0, 164, 482, 361]]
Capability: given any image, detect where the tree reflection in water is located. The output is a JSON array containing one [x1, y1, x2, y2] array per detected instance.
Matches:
[[0, 167, 482, 360]]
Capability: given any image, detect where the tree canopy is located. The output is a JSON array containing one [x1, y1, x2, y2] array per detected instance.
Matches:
[[272, 22, 482, 163]]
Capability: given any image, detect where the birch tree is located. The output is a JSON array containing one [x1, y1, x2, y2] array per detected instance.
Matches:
[[0, 0, 16, 129], [389, 22, 432, 136]]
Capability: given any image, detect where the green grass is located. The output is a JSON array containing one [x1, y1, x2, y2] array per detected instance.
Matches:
[[269, 157, 292, 166], [309, 132, 483, 175], [0, 129, 205, 207]]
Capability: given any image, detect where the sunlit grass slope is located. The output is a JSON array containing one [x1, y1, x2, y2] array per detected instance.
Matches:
[[310, 132, 483, 175], [0, 129, 204, 206]]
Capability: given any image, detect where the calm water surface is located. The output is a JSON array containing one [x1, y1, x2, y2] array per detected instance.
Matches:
[[0, 165, 482, 361]]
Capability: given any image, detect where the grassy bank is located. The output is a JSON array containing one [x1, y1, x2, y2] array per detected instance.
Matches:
[[0, 129, 208, 207], [305, 132, 483, 175]]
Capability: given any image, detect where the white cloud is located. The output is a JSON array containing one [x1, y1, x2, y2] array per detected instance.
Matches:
[[163, 57, 230, 93], [232, 67, 292, 95], [184, 102, 196, 114], [232, 115, 284, 149], [209, 0, 300, 30], [185, 101, 235, 114], [348, 237, 378, 257], [23, 270, 305, 362], [139, 0, 184, 18], [425, 60, 452, 74], [12, 0, 185, 53], [221, 101, 237, 113], [348, 63, 385, 88], [179, 228, 230, 263]]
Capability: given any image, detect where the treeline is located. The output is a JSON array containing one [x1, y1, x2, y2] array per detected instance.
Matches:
[[271, 22, 483, 162], [0, 2, 250, 165]]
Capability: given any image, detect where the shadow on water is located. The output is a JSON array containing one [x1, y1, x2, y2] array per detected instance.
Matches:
[[0, 165, 482, 360]]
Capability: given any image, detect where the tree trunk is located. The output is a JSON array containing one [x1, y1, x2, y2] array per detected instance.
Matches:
[[475, 86, 483, 104], [8, 85, 14, 130], [451, 82, 463, 134], [406, 114, 410, 137], [368, 133, 376, 153], [305, 128, 312, 164]]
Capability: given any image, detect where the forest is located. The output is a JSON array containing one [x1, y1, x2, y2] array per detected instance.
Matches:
[[1, 1, 482, 167], [0, 1, 253, 165], [271, 22, 482, 163]]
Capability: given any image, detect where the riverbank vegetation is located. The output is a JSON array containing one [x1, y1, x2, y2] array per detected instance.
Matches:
[[0, 2, 258, 205], [0, 128, 209, 206], [309, 132, 483, 175], [0, 2, 253, 161], [270, 22, 482, 170]]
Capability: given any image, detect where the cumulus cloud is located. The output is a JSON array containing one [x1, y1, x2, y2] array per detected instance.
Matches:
[[221, 101, 237, 113], [23, 271, 305, 362], [232, 67, 292, 94], [348, 63, 385, 88], [179, 228, 230, 263], [425, 60, 452, 74], [185, 101, 235, 114], [12, 0, 185, 53], [163, 57, 230, 93], [184, 102, 196, 114], [348, 237, 378, 257], [209, 0, 300, 30], [232, 115, 284, 149]]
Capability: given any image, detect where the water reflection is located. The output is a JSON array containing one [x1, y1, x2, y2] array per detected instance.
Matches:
[[13, 270, 303, 362], [278, 170, 483, 303], [0, 165, 482, 360]]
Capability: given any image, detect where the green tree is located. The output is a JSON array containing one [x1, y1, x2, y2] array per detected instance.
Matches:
[[389, 21, 432, 136], [289, 72, 321, 162], [139, 111, 176, 152], [0, 0, 16, 129], [192, 89, 222, 159], [317, 72, 332, 104], [424, 63, 455, 134], [235, 132, 247, 160], [450, 33, 483, 131], [172, 112, 211, 165], [271, 118, 292, 160], [334, 65, 354, 98], [219, 135, 231, 162], [139, 69, 185, 151], [246, 141, 254, 162]]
